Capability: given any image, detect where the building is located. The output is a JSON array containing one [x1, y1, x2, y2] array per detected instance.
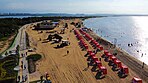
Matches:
[[34, 21, 59, 30]]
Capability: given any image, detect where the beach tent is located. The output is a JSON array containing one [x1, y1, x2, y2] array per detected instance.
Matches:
[[114, 59, 122, 68], [106, 53, 113, 58], [99, 66, 107, 75], [96, 61, 102, 67], [84, 44, 88, 49], [120, 65, 129, 75], [132, 77, 142, 83], [79, 29, 85, 34], [87, 50, 92, 55], [96, 45, 100, 49], [104, 52, 112, 61], [99, 45, 103, 50], [74, 30, 78, 34], [90, 53, 95, 57], [104, 50, 109, 55], [110, 56, 117, 61], [92, 56, 98, 62], [92, 40, 97, 45], [89, 38, 93, 42], [109, 56, 117, 66], [96, 43, 100, 47]]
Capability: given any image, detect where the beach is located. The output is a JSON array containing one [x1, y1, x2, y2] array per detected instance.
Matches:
[[84, 16, 148, 65], [88, 29, 148, 82], [25, 18, 147, 83]]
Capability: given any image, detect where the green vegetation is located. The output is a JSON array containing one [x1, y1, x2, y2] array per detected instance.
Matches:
[[0, 16, 94, 41], [0, 17, 52, 40], [0, 33, 17, 57], [0, 16, 96, 82], [0, 19, 19, 40], [27, 54, 42, 73], [26, 32, 30, 49], [0, 55, 18, 83], [0, 37, 8, 41], [0, 17, 59, 55], [26, 54, 42, 61]]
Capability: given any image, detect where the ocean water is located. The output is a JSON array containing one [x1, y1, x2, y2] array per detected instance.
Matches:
[[84, 16, 148, 65], [0, 16, 41, 18]]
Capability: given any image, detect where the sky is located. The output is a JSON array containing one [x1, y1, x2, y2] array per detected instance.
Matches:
[[0, 0, 148, 14]]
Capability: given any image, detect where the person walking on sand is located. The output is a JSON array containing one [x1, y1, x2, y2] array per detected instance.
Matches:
[[99, 58, 101, 61], [87, 61, 90, 68], [141, 53, 143, 57], [40, 76, 43, 83], [142, 62, 145, 68], [18, 76, 20, 82]]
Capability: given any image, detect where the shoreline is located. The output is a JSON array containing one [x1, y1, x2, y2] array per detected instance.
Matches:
[[86, 27, 148, 82], [24, 18, 148, 82], [83, 17, 148, 65]]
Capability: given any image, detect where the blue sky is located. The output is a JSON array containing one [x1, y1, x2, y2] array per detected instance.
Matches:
[[0, 0, 148, 14]]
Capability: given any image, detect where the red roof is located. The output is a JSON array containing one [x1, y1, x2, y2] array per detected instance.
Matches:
[[106, 53, 112, 57], [90, 53, 95, 56], [121, 65, 128, 69], [114, 59, 121, 64], [104, 50, 109, 54], [93, 56, 98, 61], [110, 56, 117, 60], [100, 66, 106, 70], [133, 77, 142, 82]]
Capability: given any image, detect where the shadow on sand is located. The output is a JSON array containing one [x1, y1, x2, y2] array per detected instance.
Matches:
[[95, 71, 105, 80], [91, 65, 98, 72], [117, 71, 128, 78]]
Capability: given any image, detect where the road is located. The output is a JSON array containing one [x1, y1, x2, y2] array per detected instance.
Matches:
[[0, 21, 30, 82], [17, 25, 29, 83]]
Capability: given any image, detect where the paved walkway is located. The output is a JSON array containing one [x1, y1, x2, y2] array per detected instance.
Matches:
[[17, 25, 29, 83]]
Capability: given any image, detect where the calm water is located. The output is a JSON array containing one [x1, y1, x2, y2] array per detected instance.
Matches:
[[84, 16, 148, 65], [0, 16, 41, 18]]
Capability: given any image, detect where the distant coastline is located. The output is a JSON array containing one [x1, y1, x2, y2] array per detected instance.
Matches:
[[0, 13, 148, 17]]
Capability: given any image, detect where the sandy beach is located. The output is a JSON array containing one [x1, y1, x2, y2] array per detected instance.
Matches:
[[88, 28, 148, 82], [26, 18, 147, 83]]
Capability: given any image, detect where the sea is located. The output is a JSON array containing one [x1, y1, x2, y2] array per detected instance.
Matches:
[[84, 16, 148, 65], [0, 16, 41, 18]]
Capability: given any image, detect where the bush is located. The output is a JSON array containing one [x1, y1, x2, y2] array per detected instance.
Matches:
[[27, 54, 42, 73], [0, 56, 17, 81], [28, 59, 35, 73], [26, 54, 42, 61], [0, 37, 8, 41]]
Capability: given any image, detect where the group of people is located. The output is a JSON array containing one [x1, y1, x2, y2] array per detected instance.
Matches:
[[17, 75, 28, 82], [40, 72, 52, 83], [17, 52, 28, 82]]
